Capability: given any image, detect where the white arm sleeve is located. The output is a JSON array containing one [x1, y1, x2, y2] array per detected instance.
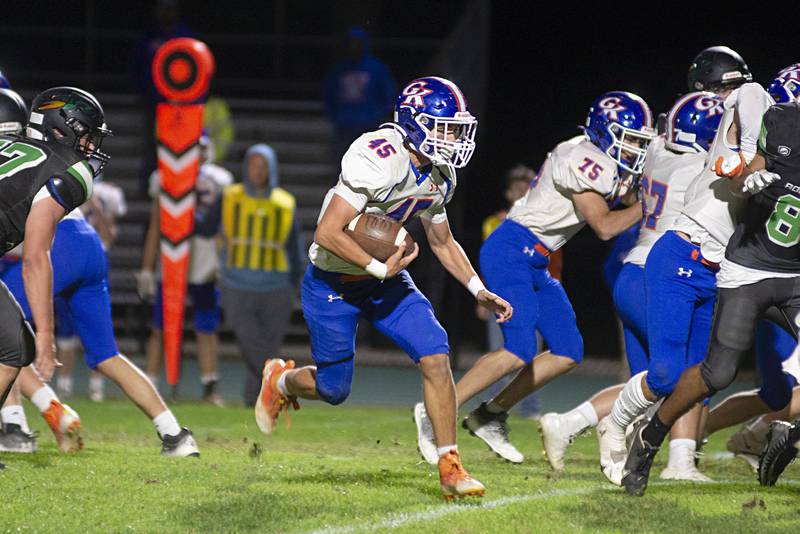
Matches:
[[734, 83, 775, 163]]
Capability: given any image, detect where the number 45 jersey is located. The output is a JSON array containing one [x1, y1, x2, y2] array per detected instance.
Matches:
[[725, 102, 800, 275], [624, 136, 707, 266], [0, 134, 92, 254], [507, 136, 618, 251], [309, 124, 456, 275]]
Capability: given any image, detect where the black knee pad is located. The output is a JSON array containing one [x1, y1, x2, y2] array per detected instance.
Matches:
[[0, 320, 35, 368], [700, 342, 745, 394]]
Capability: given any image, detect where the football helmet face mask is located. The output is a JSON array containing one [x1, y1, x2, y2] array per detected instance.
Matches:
[[0, 89, 28, 135], [687, 46, 752, 93], [768, 63, 800, 104], [394, 76, 477, 168], [583, 91, 655, 175], [27, 86, 112, 176], [665, 92, 724, 154]]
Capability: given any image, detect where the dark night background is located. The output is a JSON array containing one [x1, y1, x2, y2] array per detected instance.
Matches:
[[0, 1, 794, 360]]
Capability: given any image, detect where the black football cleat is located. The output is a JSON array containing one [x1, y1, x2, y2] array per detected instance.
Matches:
[[622, 419, 660, 496], [758, 420, 800, 486], [0, 423, 37, 453]]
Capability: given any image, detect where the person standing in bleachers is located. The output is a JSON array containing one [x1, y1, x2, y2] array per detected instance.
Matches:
[[324, 26, 396, 158], [137, 134, 231, 406], [219, 144, 304, 407]]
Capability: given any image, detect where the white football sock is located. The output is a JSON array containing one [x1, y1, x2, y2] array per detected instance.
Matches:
[[437, 445, 457, 457], [276, 370, 290, 396], [609, 371, 654, 439], [667, 438, 696, 468], [89, 375, 104, 393], [1, 405, 30, 433], [31, 386, 58, 413], [561, 401, 599, 435], [153, 410, 181, 438], [200, 372, 218, 385], [56, 376, 73, 397]]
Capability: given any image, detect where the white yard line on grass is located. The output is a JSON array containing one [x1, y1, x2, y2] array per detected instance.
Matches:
[[307, 486, 601, 534], [307, 477, 800, 534]]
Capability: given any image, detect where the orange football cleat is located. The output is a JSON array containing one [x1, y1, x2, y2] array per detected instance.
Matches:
[[42, 400, 83, 452], [438, 449, 485, 501], [254, 358, 299, 434]]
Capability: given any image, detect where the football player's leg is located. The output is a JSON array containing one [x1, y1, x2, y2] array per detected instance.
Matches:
[[190, 283, 224, 405], [454, 236, 536, 407], [54, 297, 78, 399], [369, 272, 453, 447], [491, 275, 583, 412], [144, 284, 165, 386], [0, 382, 36, 453], [280, 266, 362, 407], [0, 278, 34, 408], [369, 272, 483, 497], [707, 320, 796, 440]]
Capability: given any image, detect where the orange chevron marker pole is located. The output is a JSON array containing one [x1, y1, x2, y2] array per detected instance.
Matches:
[[152, 38, 215, 392]]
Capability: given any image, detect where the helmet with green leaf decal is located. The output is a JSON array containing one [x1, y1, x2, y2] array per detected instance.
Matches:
[[27, 86, 112, 176]]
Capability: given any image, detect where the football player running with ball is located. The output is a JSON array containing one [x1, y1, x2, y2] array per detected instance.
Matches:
[[254, 77, 512, 500], [414, 91, 655, 464], [624, 101, 800, 496]]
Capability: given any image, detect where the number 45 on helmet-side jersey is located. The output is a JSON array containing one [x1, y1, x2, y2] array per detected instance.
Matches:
[[582, 91, 655, 175], [394, 76, 477, 169]]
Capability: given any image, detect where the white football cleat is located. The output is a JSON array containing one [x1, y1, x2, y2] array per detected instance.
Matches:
[[160, 427, 200, 457], [463, 402, 524, 464], [413, 402, 439, 465], [597, 416, 626, 485], [538, 412, 575, 470], [660, 445, 712, 482]]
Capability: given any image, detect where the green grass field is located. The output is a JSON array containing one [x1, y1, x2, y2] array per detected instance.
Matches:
[[3, 398, 800, 533]]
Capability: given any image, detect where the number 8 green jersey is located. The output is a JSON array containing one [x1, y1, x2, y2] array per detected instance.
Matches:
[[0, 134, 92, 253], [726, 102, 800, 273]]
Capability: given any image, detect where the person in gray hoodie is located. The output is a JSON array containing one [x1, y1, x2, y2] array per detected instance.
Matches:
[[218, 144, 304, 406]]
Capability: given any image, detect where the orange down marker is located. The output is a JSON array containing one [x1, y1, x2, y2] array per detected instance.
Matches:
[[152, 38, 215, 392]]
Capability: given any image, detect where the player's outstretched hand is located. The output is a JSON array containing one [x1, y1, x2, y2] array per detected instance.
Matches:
[[477, 290, 513, 323], [714, 152, 746, 178], [34, 332, 61, 382], [743, 170, 781, 195], [385, 242, 419, 278]]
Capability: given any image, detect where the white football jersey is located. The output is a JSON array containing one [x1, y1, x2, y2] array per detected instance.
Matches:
[[624, 136, 707, 266], [507, 136, 618, 251], [310, 125, 456, 275], [674, 83, 774, 262]]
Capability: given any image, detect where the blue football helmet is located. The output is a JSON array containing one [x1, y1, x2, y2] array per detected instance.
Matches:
[[665, 92, 724, 153], [583, 91, 655, 174], [0, 70, 9, 89], [768, 63, 800, 104], [394, 76, 477, 168]]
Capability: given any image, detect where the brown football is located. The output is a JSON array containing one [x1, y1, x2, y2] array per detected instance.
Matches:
[[344, 213, 415, 262]]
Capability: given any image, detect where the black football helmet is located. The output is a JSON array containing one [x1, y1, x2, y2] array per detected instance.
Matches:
[[27, 86, 112, 176], [687, 46, 753, 93], [0, 88, 27, 135]]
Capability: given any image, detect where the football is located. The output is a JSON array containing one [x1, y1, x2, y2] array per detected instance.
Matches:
[[344, 213, 415, 262]]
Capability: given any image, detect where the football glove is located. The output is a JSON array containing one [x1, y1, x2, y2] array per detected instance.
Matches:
[[742, 170, 781, 195], [714, 152, 746, 178]]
